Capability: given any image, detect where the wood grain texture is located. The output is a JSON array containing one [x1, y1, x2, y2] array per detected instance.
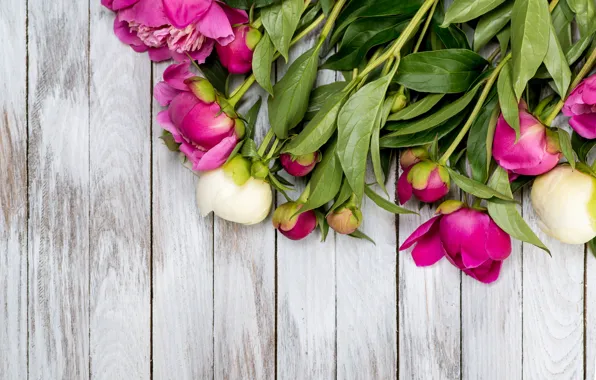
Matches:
[[398, 187, 461, 380], [27, 0, 90, 378], [336, 168, 398, 380], [152, 62, 215, 380], [213, 83, 275, 380], [89, 4, 151, 379], [588, 247, 595, 380], [0, 0, 27, 378], [276, 35, 336, 380], [522, 190, 584, 380], [461, 195, 523, 380]]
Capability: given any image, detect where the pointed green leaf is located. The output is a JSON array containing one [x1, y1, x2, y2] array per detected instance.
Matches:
[[364, 185, 417, 215], [349, 229, 376, 244], [497, 27, 510, 54], [447, 167, 516, 201], [387, 94, 445, 121], [252, 33, 275, 95], [567, 0, 596, 37], [380, 112, 466, 148], [497, 61, 520, 138], [300, 140, 344, 213], [474, 1, 513, 52], [261, 0, 304, 61], [556, 128, 576, 170], [443, 0, 507, 25], [467, 89, 499, 183], [543, 19, 572, 97]]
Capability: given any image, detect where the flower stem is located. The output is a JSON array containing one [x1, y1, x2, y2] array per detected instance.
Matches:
[[543, 46, 596, 126], [316, 0, 348, 49], [413, 0, 438, 53], [439, 54, 512, 165], [228, 13, 326, 107], [257, 129, 275, 157], [265, 138, 280, 160]]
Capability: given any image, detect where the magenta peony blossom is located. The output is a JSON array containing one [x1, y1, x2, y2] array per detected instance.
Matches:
[[273, 202, 317, 240], [493, 104, 561, 176], [215, 25, 261, 74], [103, 0, 248, 62], [279, 152, 319, 177], [154, 62, 244, 171], [562, 74, 596, 139], [397, 160, 450, 205], [400, 200, 512, 284]]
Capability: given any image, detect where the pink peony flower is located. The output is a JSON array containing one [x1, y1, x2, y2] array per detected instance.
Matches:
[[279, 152, 319, 177], [397, 160, 450, 205], [154, 62, 244, 171], [272, 202, 317, 240], [562, 73, 596, 139], [103, 0, 248, 62], [215, 25, 261, 74], [400, 200, 512, 284], [493, 104, 561, 176]]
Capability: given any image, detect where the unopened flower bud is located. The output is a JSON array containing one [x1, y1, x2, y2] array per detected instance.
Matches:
[[391, 93, 408, 113], [400, 147, 429, 170], [185, 76, 216, 103], [251, 160, 269, 180], [326, 205, 362, 235], [215, 25, 261, 74], [280, 152, 319, 177], [272, 202, 317, 240], [397, 161, 450, 204]]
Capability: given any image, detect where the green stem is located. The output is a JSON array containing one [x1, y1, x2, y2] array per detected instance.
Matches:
[[316, 0, 347, 48], [413, 0, 438, 53], [265, 138, 280, 160], [257, 129, 275, 157], [439, 54, 512, 164], [228, 13, 326, 107], [543, 46, 596, 126], [548, 0, 560, 12]]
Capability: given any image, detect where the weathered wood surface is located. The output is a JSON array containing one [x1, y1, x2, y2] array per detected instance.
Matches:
[[1, 3, 595, 380]]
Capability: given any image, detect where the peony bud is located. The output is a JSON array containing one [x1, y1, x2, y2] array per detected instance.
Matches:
[[251, 160, 270, 180], [397, 161, 450, 204], [326, 204, 363, 235], [272, 202, 317, 240], [280, 152, 319, 177], [215, 25, 261, 74], [196, 156, 272, 225], [492, 105, 561, 176], [391, 93, 408, 113], [400, 147, 429, 170], [562, 73, 596, 139], [531, 165, 596, 244]]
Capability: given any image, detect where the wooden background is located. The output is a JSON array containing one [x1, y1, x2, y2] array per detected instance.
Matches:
[[1, 1, 595, 379]]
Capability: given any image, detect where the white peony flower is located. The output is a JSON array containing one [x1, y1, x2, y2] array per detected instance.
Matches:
[[531, 165, 596, 244], [196, 156, 272, 225]]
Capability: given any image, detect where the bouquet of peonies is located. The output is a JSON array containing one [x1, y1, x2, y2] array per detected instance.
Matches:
[[104, 0, 596, 284]]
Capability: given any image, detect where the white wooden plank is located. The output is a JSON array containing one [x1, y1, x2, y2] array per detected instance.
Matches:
[[336, 168, 398, 380], [276, 36, 336, 380], [27, 0, 90, 378], [152, 61, 214, 380], [398, 191, 461, 379], [213, 82, 275, 379], [588, 247, 595, 380], [0, 0, 27, 378], [522, 190, 584, 380], [89, 5, 151, 379], [461, 195, 522, 380]]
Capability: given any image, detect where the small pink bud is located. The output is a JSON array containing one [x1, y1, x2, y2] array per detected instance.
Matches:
[[326, 205, 362, 235], [397, 161, 450, 204], [400, 147, 429, 170], [215, 25, 261, 74], [280, 152, 319, 177], [272, 202, 317, 240]]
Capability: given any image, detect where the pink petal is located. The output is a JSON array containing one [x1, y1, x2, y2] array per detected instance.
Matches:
[[569, 114, 596, 139], [486, 220, 512, 261], [411, 222, 446, 267], [180, 102, 235, 149], [397, 168, 413, 205], [582, 75, 596, 104], [219, 3, 249, 25], [113, 18, 144, 46], [156, 110, 179, 137], [154, 81, 182, 107], [163, 62, 193, 90], [179, 141, 206, 168], [195, 135, 238, 171], [102, 0, 139, 11], [171, 39, 215, 63], [440, 209, 490, 269], [118, 0, 170, 27], [512, 152, 560, 176], [400, 216, 441, 251], [148, 46, 173, 62], [162, 0, 212, 29], [168, 92, 200, 127], [196, 2, 235, 45], [563, 83, 585, 116], [468, 260, 503, 284]]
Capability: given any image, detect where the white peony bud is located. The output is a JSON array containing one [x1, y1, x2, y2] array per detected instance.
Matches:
[[531, 165, 596, 244], [196, 167, 273, 225]]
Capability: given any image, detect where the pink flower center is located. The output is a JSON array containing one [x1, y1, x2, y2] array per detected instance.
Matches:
[[129, 22, 205, 54]]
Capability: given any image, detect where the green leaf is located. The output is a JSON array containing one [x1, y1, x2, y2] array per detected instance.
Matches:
[[160, 130, 180, 152], [443, 0, 507, 25], [567, 0, 596, 36], [551, 0, 574, 52], [301, 140, 344, 212], [571, 131, 596, 162], [487, 166, 550, 254], [474, 1, 513, 51], [321, 0, 334, 15], [306, 82, 347, 119], [394, 49, 488, 93], [198, 55, 229, 96], [337, 70, 394, 200], [284, 92, 346, 155], [349, 229, 376, 244], [497, 27, 510, 54], [252, 33, 275, 95], [329, 177, 352, 214], [315, 209, 330, 242], [543, 19, 572, 97], [447, 167, 516, 201], [433, 22, 471, 50], [244, 98, 262, 139], [220, 0, 280, 10], [510, 0, 550, 99], [364, 185, 417, 215], [467, 89, 499, 183], [384, 81, 482, 136], [261, 0, 304, 61], [566, 33, 595, 66], [240, 139, 259, 158], [556, 128, 575, 170], [268, 47, 320, 139], [589, 238, 596, 259], [380, 112, 466, 148], [371, 96, 395, 194], [323, 17, 408, 71], [387, 94, 445, 121], [497, 61, 520, 138]]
